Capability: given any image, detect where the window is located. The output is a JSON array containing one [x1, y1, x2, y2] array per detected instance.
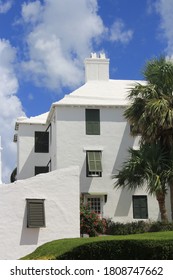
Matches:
[[27, 199, 45, 228], [85, 109, 100, 135], [35, 131, 49, 153], [86, 151, 102, 177], [35, 166, 49, 176], [133, 195, 148, 219], [87, 197, 101, 214]]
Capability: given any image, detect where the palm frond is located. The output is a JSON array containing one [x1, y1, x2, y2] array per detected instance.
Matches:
[[113, 148, 145, 190], [113, 143, 173, 196], [124, 98, 145, 135], [143, 57, 173, 94], [127, 83, 159, 99]]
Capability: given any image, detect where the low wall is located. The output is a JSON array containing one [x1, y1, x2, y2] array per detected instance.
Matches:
[[0, 166, 80, 259]]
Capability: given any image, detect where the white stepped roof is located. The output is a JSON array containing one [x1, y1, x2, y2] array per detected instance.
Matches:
[[16, 79, 146, 126], [54, 79, 146, 107], [15, 112, 48, 126]]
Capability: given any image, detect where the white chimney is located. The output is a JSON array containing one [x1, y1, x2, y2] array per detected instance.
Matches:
[[85, 53, 109, 82]]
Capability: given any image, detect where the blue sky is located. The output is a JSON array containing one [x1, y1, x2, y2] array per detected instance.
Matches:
[[0, 0, 173, 182]]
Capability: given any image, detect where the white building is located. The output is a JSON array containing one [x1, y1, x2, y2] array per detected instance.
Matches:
[[14, 53, 172, 222], [0, 166, 80, 259]]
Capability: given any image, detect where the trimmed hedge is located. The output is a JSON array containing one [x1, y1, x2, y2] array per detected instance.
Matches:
[[58, 240, 173, 260], [105, 220, 173, 235]]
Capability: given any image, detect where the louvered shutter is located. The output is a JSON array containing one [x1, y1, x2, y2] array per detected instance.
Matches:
[[86, 109, 100, 135], [87, 151, 102, 172], [27, 199, 45, 228]]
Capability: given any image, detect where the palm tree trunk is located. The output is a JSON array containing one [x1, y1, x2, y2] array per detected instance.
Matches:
[[156, 192, 168, 222]]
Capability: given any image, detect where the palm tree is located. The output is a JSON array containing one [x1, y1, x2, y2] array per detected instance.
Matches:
[[124, 57, 173, 220], [113, 143, 173, 222], [125, 57, 173, 146]]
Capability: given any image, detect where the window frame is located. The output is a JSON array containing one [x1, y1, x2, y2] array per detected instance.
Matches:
[[85, 109, 100, 135], [35, 131, 49, 153], [26, 199, 46, 228], [133, 195, 148, 219], [86, 151, 102, 177]]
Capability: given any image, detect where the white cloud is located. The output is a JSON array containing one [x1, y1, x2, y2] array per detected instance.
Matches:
[[22, 0, 43, 24], [0, 0, 13, 14], [20, 1, 134, 91], [109, 19, 133, 44], [0, 39, 25, 183], [155, 0, 173, 56], [20, 0, 106, 90], [0, 0, 134, 182]]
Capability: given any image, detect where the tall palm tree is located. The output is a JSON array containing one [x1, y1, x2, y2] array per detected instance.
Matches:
[[124, 57, 173, 220], [113, 143, 173, 222], [125, 57, 173, 146]]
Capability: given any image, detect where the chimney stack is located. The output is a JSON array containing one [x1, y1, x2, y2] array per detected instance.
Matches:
[[85, 53, 109, 82]]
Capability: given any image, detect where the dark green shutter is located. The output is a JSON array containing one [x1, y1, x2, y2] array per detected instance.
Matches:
[[86, 109, 100, 135], [133, 196, 148, 219], [87, 151, 102, 172], [27, 199, 45, 228], [35, 166, 49, 176], [35, 132, 49, 153]]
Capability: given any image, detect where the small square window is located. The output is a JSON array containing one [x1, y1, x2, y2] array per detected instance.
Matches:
[[35, 131, 49, 153], [133, 195, 148, 219], [35, 166, 49, 176], [85, 109, 100, 135], [27, 199, 45, 228], [86, 151, 102, 177]]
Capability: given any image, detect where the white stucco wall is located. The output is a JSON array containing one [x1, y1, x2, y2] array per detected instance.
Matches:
[[17, 123, 50, 179], [54, 106, 171, 222], [0, 166, 80, 260], [49, 111, 57, 171], [14, 55, 167, 224]]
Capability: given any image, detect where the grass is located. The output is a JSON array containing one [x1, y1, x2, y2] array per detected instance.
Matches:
[[21, 231, 173, 260]]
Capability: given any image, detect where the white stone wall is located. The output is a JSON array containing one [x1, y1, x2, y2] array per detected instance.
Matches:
[[15, 104, 172, 223], [0, 166, 80, 260], [50, 111, 57, 171], [17, 123, 50, 179], [54, 106, 172, 222]]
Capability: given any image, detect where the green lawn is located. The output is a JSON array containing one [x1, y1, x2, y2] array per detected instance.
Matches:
[[21, 231, 173, 260]]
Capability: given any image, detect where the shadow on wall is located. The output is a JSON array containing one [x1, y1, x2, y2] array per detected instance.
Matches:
[[80, 155, 93, 193], [112, 123, 136, 174], [17, 125, 50, 180], [111, 123, 136, 217], [114, 188, 135, 217], [20, 204, 40, 245]]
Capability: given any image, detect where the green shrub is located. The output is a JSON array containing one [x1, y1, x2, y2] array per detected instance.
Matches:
[[105, 220, 149, 235], [105, 220, 173, 235], [149, 221, 173, 232], [58, 240, 173, 260], [80, 200, 173, 237], [80, 202, 107, 237]]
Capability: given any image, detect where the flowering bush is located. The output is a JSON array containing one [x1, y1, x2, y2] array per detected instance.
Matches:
[[80, 201, 107, 237]]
